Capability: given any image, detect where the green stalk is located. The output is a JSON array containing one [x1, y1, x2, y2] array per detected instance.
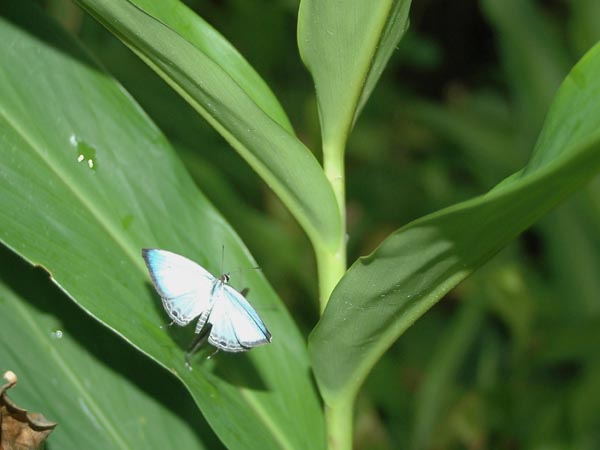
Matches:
[[317, 138, 351, 449], [315, 238, 346, 313], [324, 396, 354, 450], [317, 139, 347, 311]]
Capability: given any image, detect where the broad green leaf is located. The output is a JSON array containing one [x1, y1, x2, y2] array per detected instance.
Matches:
[[74, 0, 341, 251], [0, 249, 212, 450], [0, 3, 324, 449], [310, 41, 600, 404], [127, 0, 293, 133], [298, 0, 411, 150]]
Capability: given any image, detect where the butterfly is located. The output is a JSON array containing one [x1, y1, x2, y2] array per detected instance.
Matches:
[[142, 248, 272, 353]]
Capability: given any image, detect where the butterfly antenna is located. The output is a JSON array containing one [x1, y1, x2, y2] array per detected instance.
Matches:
[[229, 266, 262, 278], [219, 244, 224, 275]]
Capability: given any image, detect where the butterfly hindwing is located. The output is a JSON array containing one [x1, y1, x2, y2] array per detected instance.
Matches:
[[207, 284, 245, 352], [224, 285, 271, 347], [208, 283, 271, 351], [142, 248, 215, 325]]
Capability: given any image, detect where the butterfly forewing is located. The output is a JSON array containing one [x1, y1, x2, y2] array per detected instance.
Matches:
[[142, 249, 215, 325]]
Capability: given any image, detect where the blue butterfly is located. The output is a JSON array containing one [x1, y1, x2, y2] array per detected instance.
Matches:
[[142, 248, 272, 352]]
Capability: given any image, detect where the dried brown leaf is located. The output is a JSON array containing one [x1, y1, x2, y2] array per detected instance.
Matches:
[[1, 371, 57, 450]]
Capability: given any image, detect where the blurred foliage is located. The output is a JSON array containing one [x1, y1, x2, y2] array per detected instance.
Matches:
[[29, 0, 600, 448]]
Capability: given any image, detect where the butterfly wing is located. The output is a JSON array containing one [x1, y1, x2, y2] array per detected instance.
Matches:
[[142, 248, 215, 326], [208, 283, 271, 352], [206, 285, 243, 352]]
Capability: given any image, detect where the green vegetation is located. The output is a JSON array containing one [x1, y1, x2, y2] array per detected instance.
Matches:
[[1, 1, 599, 449]]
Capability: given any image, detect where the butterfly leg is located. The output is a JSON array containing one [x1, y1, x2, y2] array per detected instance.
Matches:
[[185, 332, 210, 370], [159, 320, 175, 329], [207, 348, 220, 360], [184, 308, 215, 369]]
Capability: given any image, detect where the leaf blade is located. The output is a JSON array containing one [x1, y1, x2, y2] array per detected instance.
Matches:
[[298, 0, 412, 149], [310, 41, 600, 403], [128, 0, 293, 133]]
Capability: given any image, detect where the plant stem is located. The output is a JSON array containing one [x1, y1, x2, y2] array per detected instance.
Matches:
[[317, 140, 347, 312], [323, 141, 346, 216], [318, 139, 351, 449], [315, 243, 346, 313], [325, 397, 354, 450]]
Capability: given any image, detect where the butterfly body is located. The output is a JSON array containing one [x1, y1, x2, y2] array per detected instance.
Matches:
[[142, 248, 271, 353]]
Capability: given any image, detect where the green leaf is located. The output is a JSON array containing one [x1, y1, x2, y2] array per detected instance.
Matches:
[[0, 3, 324, 449], [126, 0, 293, 133], [74, 0, 341, 251], [0, 249, 212, 450], [309, 41, 600, 404], [298, 0, 412, 150]]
